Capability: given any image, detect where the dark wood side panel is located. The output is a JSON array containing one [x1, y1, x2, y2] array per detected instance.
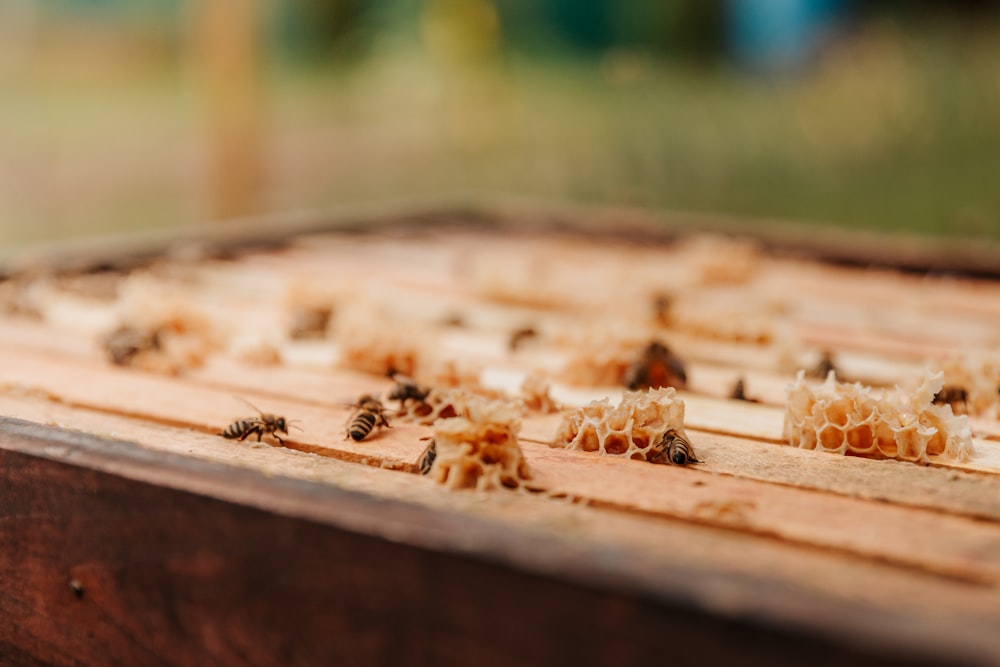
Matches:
[[0, 422, 978, 667]]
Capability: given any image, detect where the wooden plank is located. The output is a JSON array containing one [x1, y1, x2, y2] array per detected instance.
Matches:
[[2, 417, 1000, 666]]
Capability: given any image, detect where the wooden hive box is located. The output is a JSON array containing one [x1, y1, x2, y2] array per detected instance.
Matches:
[[3, 203, 1000, 666]]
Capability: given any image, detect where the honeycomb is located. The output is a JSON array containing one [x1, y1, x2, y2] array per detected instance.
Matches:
[[551, 387, 689, 462], [418, 359, 488, 393], [560, 330, 662, 387], [104, 277, 218, 375], [335, 306, 426, 378], [783, 370, 975, 463], [424, 399, 531, 491], [396, 386, 518, 426], [229, 335, 282, 366], [519, 373, 561, 413]]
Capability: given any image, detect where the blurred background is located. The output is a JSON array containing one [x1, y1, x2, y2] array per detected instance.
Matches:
[[2, 0, 999, 245]]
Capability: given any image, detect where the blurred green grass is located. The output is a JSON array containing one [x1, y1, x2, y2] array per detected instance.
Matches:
[[2, 18, 998, 245]]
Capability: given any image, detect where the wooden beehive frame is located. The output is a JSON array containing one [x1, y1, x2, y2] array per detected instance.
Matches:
[[3, 203, 1000, 665]]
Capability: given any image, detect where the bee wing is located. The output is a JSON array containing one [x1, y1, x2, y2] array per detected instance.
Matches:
[[336, 400, 399, 417], [233, 395, 264, 416], [518, 436, 551, 445]]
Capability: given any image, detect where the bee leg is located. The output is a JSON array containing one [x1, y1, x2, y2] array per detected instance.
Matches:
[[275, 434, 284, 445]]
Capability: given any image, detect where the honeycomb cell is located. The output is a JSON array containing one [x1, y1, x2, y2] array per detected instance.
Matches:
[[844, 425, 874, 452], [818, 425, 845, 452]]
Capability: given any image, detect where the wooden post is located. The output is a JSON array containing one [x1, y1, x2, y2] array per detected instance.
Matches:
[[191, 0, 264, 222]]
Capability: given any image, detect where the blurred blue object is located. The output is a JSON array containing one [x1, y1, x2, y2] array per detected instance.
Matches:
[[726, 0, 846, 71]]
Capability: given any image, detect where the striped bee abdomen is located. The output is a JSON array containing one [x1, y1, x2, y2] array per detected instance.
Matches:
[[349, 411, 378, 441], [223, 419, 260, 441], [417, 440, 436, 474], [652, 428, 698, 466], [666, 438, 697, 465]]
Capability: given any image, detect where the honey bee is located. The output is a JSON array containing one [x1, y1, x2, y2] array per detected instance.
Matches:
[[933, 385, 969, 415], [508, 326, 538, 352], [624, 341, 688, 391], [222, 398, 297, 445], [416, 438, 436, 475], [102, 324, 162, 366], [651, 292, 673, 327], [346, 394, 391, 441], [288, 305, 333, 340], [388, 374, 431, 408], [729, 377, 759, 403], [650, 428, 698, 466], [807, 350, 838, 380]]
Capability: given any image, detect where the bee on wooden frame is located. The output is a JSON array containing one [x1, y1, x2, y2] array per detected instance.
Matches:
[[806, 350, 838, 380], [416, 437, 436, 475], [624, 341, 688, 391], [222, 397, 299, 445], [651, 292, 673, 327], [649, 428, 698, 466], [508, 326, 538, 352], [387, 373, 431, 408], [102, 324, 162, 366], [729, 377, 759, 403], [346, 394, 392, 442], [933, 385, 969, 415]]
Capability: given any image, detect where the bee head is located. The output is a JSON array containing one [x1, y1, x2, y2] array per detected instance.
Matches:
[[276, 417, 288, 433]]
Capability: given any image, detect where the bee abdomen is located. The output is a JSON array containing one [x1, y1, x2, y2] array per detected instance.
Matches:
[[223, 420, 253, 440], [667, 439, 697, 465], [349, 411, 377, 441], [418, 441, 437, 475]]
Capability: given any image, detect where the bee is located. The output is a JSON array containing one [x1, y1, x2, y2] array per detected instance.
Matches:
[[624, 341, 688, 391], [102, 324, 162, 366], [933, 385, 969, 415], [807, 350, 838, 380], [440, 312, 465, 328], [388, 374, 431, 408], [651, 292, 673, 327], [729, 377, 759, 403], [222, 398, 297, 444], [508, 326, 538, 352], [650, 428, 698, 466], [416, 438, 436, 475], [288, 304, 333, 340], [346, 394, 391, 441]]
